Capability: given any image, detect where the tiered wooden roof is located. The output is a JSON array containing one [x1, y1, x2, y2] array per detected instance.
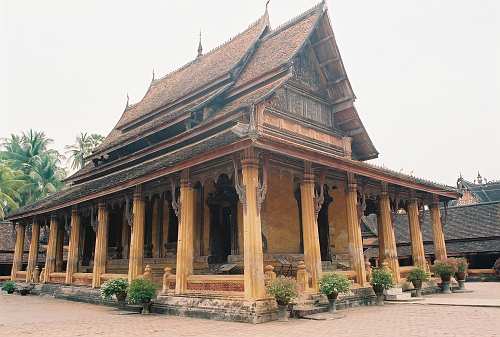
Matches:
[[7, 2, 458, 220]]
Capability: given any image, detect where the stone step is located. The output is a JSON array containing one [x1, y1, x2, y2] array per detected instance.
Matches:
[[292, 305, 327, 318], [384, 287, 403, 296], [385, 292, 412, 301]]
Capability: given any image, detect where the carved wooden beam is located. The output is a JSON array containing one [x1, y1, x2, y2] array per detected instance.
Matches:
[[327, 76, 347, 87], [232, 155, 246, 213], [319, 56, 340, 68], [311, 35, 334, 48]]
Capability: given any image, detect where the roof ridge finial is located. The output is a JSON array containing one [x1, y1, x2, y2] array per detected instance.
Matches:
[[265, 0, 270, 12], [197, 30, 203, 58], [125, 93, 130, 109], [152, 68, 155, 81]]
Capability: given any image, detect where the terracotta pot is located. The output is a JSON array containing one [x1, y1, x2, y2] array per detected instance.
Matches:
[[456, 272, 466, 281], [141, 301, 152, 314], [441, 281, 452, 294], [277, 304, 289, 322], [440, 274, 452, 282], [116, 292, 127, 304]]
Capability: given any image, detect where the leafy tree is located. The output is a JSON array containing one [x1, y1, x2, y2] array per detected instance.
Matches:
[[65, 132, 104, 170]]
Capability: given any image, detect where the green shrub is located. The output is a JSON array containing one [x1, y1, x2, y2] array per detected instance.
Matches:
[[100, 278, 128, 300], [406, 267, 430, 285], [319, 273, 351, 299], [370, 267, 394, 292], [2, 281, 16, 293], [432, 259, 457, 280], [127, 278, 157, 304], [266, 276, 298, 306]]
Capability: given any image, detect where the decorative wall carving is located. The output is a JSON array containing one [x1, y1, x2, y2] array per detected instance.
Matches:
[[269, 87, 332, 128], [292, 51, 323, 93]]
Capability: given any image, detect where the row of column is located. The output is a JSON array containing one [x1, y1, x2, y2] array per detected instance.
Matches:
[[11, 156, 448, 295]]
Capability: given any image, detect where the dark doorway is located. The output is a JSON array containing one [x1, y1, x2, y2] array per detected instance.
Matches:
[[207, 174, 238, 264], [81, 215, 95, 268], [317, 185, 333, 261]]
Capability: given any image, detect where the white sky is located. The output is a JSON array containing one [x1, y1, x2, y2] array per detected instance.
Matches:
[[2, 0, 499, 186]]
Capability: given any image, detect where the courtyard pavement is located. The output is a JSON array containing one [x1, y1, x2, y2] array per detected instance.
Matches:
[[0, 282, 499, 337]]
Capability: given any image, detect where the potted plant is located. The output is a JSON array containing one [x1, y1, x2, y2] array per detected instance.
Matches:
[[406, 267, 429, 297], [453, 258, 468, 290], [370, 267, 394, 305], [494, 257, 500, 280], [432, 259, 457, 294], [2, 281, 16, 294], [100, 278, 128, 305], [127, 278, 157, 314], [319, 273, 351, 313], [266, 276, 298, 322]]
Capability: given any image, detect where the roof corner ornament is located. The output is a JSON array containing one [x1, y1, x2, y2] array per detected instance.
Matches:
[[124, 195, 133, 228], [197, 30, 203, 58], [90, 205, 98, 232], [170, 178, 181, 219], [233, 155, 247, 214], [248, 106, 258, 141], [265, 0, 270, 12], [314, 170, 326, 219], [256, 154, 269, 214], [125, 93, 130, 109], [152, 68, 155, 82]]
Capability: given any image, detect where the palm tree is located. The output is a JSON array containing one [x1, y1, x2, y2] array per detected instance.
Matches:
[[0, 163, 26, 219], [0, 130, 65, 208], [65, 132, 104, 170]]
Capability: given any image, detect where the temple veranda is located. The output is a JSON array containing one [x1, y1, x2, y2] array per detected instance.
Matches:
[[6, 2, 459, 323]]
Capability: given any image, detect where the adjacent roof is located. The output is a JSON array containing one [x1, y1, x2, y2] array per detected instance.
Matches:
[[365, 201, 500, 257], [457, 177, 500, 203]]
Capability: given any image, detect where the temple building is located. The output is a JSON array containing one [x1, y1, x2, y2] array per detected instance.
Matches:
[[6, 2, 459, 322]]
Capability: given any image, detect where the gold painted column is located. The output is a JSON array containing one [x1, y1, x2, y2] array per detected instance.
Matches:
[[345, 174, 367, 286], [378, 183, 400, 283], [151, 198, 160, 258], [175, 169, 195, 294], [300, 163, 322, 292], [44, 216, 59, 282], [65, 207, 81, 284], [26, 220, 40, 282], [128, 186, 146, 282], [241, 149, 266, 300], [430, 197, 447, 261], [407, 198, 426, 269], [92, 201, 109, 288], [10, 223, 25, 280]]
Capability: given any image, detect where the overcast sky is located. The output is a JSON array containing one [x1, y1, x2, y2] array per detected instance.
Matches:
[[2, 0, 499, 185]]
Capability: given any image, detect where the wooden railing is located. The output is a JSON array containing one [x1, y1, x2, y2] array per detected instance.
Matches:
[[72, 272, 93, 286], [49, 272, 66, 284], [101, 273, 127, 281], [186, 274, 244, 295]]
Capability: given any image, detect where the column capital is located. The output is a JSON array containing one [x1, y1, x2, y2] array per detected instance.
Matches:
[[347, 173, 357, 192], [71, 205, 78, 215], [241, 148, 259, 168], [430, 194, 440, 208], [380, 182, 389, 196], [98, 200, 106, 210], [180, 168, 192, 188], [133, 185, 143, 199]]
